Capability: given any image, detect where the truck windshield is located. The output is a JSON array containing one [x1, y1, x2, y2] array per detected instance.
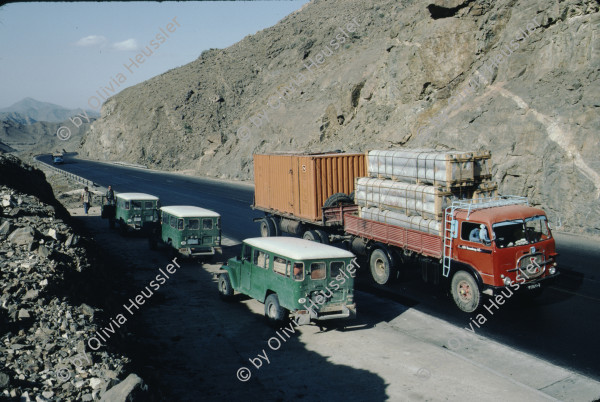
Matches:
[[493, 216, 551, 248]]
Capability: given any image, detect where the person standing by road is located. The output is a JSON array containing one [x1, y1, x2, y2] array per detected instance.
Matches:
[[105, 185, 115, 205], [81, 187, 92, 215]]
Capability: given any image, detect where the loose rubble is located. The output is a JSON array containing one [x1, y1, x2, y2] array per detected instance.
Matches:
[[0, 154, 144, 401]]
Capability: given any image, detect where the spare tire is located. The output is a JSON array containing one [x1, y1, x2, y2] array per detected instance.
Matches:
[[323, 192, 353, 208]]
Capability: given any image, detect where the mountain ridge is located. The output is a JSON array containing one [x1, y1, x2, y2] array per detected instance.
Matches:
[[0, 97, 99, 124]]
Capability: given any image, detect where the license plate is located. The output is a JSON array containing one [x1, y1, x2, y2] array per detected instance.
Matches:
[[527, 283, 541, 290]]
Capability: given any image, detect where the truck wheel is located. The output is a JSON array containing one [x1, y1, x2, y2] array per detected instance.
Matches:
[[451, 271, 481, 313], [324, 192, 353, 208], [264, 294, 287, 324], [259, 218, 276, 237], [268, 217, 280, 236], [218, 273, 234, 301], [302, 229, 319, 242], [314, 229, 330, 245], [370, 248, 393, 285]]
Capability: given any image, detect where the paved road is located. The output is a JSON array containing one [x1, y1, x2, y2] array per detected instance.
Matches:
[[38, 155, 600, 384]]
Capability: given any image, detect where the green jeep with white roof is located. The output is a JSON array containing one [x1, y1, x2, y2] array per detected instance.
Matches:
[[113, 192, 160, 234], [149, 205, 221, 258], [218, 237, 357, 325]]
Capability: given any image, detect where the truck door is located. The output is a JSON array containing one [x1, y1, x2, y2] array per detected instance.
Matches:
[[456, 221, 494, 282]]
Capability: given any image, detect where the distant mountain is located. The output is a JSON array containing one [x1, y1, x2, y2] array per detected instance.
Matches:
[[0, 97, 99, 124], [0, 117, 93, 156]]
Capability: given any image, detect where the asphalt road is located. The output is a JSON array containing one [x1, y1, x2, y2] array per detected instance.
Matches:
[[38, 155, 600, 383]]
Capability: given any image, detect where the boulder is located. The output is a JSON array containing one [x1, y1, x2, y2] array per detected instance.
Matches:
[[100, 373, 147, 402], [8, 226, 36, 246]]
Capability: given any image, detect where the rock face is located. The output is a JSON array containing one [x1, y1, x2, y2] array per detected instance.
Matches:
[[0, 154, 135, 400], [79, 0, 600, 236]]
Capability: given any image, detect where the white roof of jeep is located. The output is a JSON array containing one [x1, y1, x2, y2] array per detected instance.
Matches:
[[161, 205, 220, 218], [116, 193, 159, 201], [244, 237, 354, 260]]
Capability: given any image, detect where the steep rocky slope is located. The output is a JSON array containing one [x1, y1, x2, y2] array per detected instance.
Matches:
[[80, 0, 600, 235]]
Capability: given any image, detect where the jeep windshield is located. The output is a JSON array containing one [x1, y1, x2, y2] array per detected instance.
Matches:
[[492, 215, 551, 248]]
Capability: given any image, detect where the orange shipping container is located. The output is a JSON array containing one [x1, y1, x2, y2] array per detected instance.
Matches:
[[254, 152, 366, 221]]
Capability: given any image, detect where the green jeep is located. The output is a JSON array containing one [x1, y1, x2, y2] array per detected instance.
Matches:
[[112, 193, 160, 234], [150, 205, 221, 258], [218, 237, 357, 325]]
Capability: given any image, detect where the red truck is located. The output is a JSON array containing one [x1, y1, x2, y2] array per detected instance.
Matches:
[[252, 152, 559, 313], [343, 196, 559, 312]]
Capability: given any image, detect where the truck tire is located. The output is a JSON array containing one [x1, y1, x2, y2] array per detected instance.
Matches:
[[218, 273, 234, 301], [370, 248, 394, 285], [268, 216, 280, 236], [259, 218, 276, 237], [302, 229, 319, 242], [451, 271, 481, 313], [323, 192, 353, 208], [315, 229, 330, 245], [264, 294, 287, 324]]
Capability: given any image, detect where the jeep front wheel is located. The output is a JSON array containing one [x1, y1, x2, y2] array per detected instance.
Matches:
[[218, 273, 234, 301]]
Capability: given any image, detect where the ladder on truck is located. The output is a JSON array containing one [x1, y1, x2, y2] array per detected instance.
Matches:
[[442, 196, 529, 277]]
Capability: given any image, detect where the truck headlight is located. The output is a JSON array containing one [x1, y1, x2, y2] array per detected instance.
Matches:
[[181, 241, 186, 245], [127, 219, 132, 223]]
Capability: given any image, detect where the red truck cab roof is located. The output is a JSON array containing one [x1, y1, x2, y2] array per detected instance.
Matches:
[[455, 205, 547, 226]]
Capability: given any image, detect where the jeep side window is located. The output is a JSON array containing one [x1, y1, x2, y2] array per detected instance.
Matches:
[[170, 216, 176, 228], [331, 261, 344, 278], [242, 245, 251, 261], [177, 219, 184, 230], [293, 262, 304, 281], [253, 250, 269, 269], [309, 262, 326, 280], [124, 201, 130, 210], [162, 213, 168, 224], [188, 219, 199, 230], [203, 219, 213, 230], [273, 256, 289, 277]]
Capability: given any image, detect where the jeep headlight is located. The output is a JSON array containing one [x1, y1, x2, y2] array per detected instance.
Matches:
[[549, 267, 556, 275], [127, 219, 132, 223], [181, 241, 186, 246]]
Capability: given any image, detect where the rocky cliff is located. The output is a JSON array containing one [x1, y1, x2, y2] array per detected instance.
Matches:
[[80, 0, 600, 236]]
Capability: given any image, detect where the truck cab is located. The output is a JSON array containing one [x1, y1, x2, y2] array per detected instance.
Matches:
[[113, 193, 160, 234], [217, 237, 357, 325], [152, 205, 221, 258], [446, 198, 559, 312]]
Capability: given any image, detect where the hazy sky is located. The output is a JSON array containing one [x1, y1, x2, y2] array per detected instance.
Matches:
[[0, 1, 309, 110]]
